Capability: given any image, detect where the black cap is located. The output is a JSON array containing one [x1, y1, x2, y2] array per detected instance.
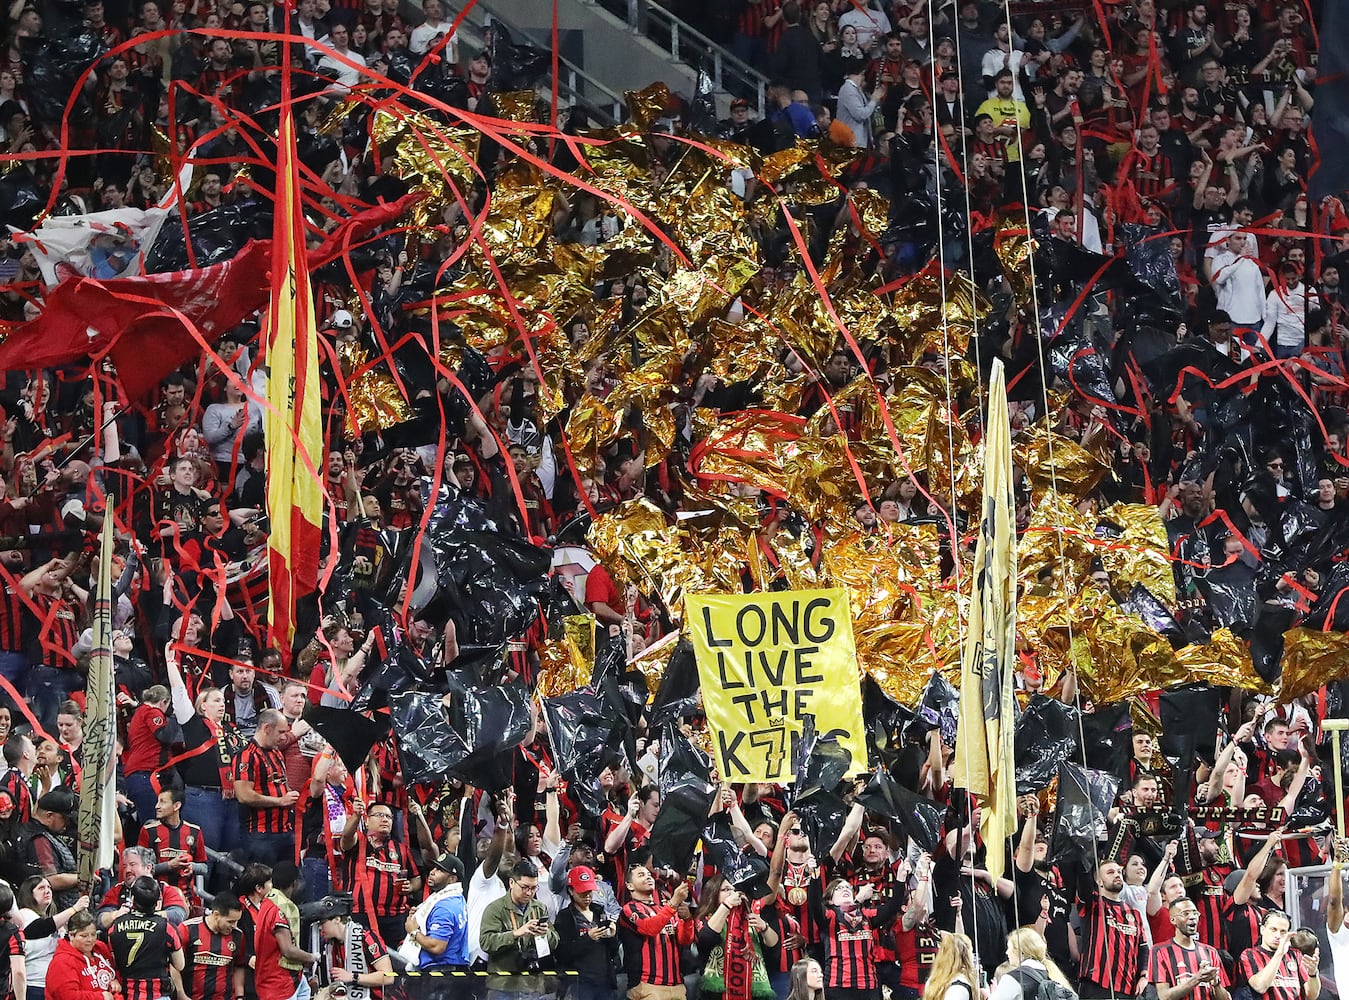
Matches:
[[312, 895, 353, 922], [432, 854, 465, 883], [37, 788, 76, 818]]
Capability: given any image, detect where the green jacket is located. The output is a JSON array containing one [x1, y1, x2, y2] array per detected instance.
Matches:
[[478, 894, 559, 974]]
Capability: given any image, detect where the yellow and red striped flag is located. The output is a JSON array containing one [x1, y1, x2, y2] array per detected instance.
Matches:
[[265, 109, 324, 653]]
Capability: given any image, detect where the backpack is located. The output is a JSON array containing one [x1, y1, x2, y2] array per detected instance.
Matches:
[[1012, 965, 1079, 1000]]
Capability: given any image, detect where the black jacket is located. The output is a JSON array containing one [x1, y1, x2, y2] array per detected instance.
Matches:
[[553, 901, 618, 985]]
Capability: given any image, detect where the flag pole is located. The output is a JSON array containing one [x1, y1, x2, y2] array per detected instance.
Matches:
[[76, 518, 116, 891]]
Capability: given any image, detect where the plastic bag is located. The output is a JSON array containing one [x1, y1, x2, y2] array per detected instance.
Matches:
[[1014, 694, 1081, 794], [853, 768, 945, 852], [649, 638, 702, 728], [648, 728, 716, 876], [303, 703, 391, 773], [1050, 761, 1120, 868], [1078, 702, 1133, 781], [901, 672, 959, 748]]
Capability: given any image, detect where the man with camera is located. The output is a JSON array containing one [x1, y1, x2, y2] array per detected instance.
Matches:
[[554, 867, 619, 1000], [478, 860, 559, 1000]]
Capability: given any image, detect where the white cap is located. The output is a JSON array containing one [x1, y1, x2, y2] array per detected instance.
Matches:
[[328, 309, 354, 329]]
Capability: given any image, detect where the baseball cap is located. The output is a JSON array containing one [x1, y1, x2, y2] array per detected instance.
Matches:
[[328, 309, 354, 329], [568, 866, 598, 892], [37, 788, 76, 819], [1196, 827, 1222, 839], [432, 854, 466, 883], [730, 97, 749, 109], [312, 894, 354, 921]]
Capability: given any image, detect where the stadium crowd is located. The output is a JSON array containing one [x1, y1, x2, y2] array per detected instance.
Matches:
[[0, 2, 1348, 1000]]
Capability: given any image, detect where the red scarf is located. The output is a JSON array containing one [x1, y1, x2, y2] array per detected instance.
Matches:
[[723, 905, 753, 1000]]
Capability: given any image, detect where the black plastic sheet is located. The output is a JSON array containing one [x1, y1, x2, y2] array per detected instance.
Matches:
[[793, 714, 855, 799], [1158, 684, 1221, 763], [1118, 223, 1182, 315], [398, 489, 554, 660], [488, 24, 551, 92], [1079, 702, 1133, 781], [303, 703, 391, 774], [1117, 584, 1202, 649], [861, 676, 914, 773], [389, 690, 460, 785], [1050, 761, 1120, 868], [702, 811, 769, 891], [648, 638, 702, 728], [541, 678, 630, 819], [389, 681, 532, 789], [1014, 695, 1081, 794], [853, 769, 945, 852], [901, 672, 959, 748], [0, 170, 45, 231], [1046, 326, 1120, 415], [648, 729, 716, 876], [19, 31, 105, 127], [146, 205, 268, 273]]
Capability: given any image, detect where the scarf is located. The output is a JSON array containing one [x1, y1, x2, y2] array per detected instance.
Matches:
[[344, 918, 371, 1000], [723, 905, 753, 1000]]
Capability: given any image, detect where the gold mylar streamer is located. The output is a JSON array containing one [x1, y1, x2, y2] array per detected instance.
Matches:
[[1278, 628, 1349, 702]]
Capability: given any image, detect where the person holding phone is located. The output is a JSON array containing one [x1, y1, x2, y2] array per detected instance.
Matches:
[[553, 867, 618, 1000], [1149, 898, 1230, 1000], [478, 860, 558, 1000]]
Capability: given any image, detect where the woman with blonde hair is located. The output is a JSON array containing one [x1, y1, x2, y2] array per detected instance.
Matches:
[[924, 933, 979, 1000], [988, 927, 1075, 1000]]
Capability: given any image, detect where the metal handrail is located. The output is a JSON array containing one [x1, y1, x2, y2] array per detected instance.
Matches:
[[586, 0, 768, 115], [458, 2, 628, 124]]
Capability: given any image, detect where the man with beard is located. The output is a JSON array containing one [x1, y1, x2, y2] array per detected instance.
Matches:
[[1077, 860, 1147, 999], [1013, 797, 1072, 971], [1149, 897, 1230, 1000]]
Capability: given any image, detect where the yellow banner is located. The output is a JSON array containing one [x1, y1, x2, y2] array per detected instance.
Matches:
[[952, 358, 1018, 881], [686, 588, 867, 783]]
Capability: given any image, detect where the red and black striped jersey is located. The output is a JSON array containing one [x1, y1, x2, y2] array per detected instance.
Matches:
[[138, 819, 208, 903], [370, 739, 406, 813], [736, 0, 783, 50], [0, 920, 23, 999], [0, 769, 31, 824], [777, 858, 819, 947], [28, 593, 77, 669], [619, 898, 691, 987], [179, 916, 245, 1000], [1127, 149, 1174, 198], [1077, 893, 1146, 996], [971, 138, 1007, 167], [341, 837, 419, 917], [0, 586, 24, 652], [1188, 864, 1233, 951], [822, 905, 878, 991], [1238, 945, 1305, 1000], [851, 862, 902, 964], [330, 925, 388, 1000], [232, 743, 293, 834], [1225, 900, 1271, 983], [1150, 940, 1229, 1000]]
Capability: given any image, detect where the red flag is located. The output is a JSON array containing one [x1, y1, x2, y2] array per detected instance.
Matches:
[[0, 195, 419, 399]]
